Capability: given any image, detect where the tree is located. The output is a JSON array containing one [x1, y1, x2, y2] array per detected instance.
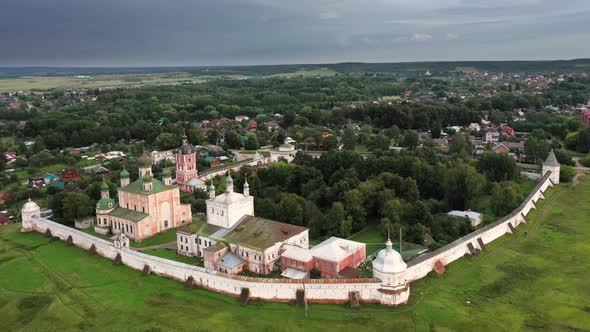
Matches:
[[33, 136, 46, 153], [244, 133, 259, 150], [342, 128, 356, 150], [576, 128, 590, 153], [325, 202, 346, 235], [477, 152, 519, 182], [449, 133, 471, 156], [323, 135, 338, 151], [490, 182, 521, 216], [343, 189, 367, 230], [61, 192, 94, 224], [224, 131, 241, 149], [277, 193, 306, 226], [155, 132, 179, 150], [524, 136, 550, 164], [338, 217, 353, 238], [400, 131, 418, 150], [444, 162, 485, 210], [369, 134, 390, 151]]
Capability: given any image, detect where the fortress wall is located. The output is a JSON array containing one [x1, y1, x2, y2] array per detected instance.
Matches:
[[404, 172, 553, 281], [27, 216, 385, 304]]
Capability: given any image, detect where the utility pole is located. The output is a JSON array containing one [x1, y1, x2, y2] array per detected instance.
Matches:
[[399, 228, 403, 256]]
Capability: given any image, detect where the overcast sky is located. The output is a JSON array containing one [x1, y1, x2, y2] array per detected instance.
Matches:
[[1, 0, 589, 67]]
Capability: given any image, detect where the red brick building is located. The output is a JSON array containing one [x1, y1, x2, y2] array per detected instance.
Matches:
[[280, 237, 366, 279], [62, 168, 83, 183], [581, 109, 590, 126]]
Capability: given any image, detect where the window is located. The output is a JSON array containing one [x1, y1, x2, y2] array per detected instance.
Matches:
[[164, 220, 169, 229], [196, 238, 199, 244]]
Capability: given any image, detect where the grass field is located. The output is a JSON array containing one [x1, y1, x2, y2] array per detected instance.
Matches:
[[0, 178, 589, 331], [268, 69, 337, 78], [0, 72, 253, 92]]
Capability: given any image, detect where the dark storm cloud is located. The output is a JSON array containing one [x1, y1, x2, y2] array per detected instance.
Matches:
[[1, 0, 589, 66]]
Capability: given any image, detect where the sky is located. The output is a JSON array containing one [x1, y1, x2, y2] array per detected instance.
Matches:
[[1, 0, 589, 67]]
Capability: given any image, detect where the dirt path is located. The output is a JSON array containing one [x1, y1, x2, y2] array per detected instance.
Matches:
[[133, 241, 177, 251], [573, 157, 589, 186]]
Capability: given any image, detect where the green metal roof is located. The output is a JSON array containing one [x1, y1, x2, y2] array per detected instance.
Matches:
[[118, 177, 176, 195], [107, 207, 149, 223], [96, 197, 117, 210], [222, 216, 308, 251]]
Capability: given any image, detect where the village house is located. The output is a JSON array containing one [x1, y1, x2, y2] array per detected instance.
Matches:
[[62, 168, 83, 183], [151, 149, 176, 165], [448, 210, 483, 227], [483, 128, 500, 144], [581, 108, 590, 126]]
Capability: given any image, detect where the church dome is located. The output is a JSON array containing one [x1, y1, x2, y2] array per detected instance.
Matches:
[[22, 199, 40, 213], [96, 197, 117, 210], [142, 174, 153, 183], [137, 153, 152, 167], [162, 168, 171, 177], [120, 168, 129, 178], [178, 143, 196, 155], [100, 181, 109, 191], [372, 238, 407, 274]]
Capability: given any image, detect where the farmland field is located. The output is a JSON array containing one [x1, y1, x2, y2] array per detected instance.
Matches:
[[0, 178, 589, 331], [0, 72, 245, 92]]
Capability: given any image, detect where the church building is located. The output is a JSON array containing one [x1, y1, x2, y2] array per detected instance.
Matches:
[[177, 175, 310, 275], [94, 153, 192, 242]]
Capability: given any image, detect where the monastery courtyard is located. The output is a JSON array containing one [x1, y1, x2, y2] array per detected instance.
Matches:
[[0, 177, 589, 331]]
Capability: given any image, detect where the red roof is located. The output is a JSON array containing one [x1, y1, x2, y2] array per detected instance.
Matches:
[[0, 213, 9, 225]]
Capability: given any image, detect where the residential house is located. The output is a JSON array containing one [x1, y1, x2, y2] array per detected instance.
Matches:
[[448, 210, 483, 227], [62, 168, 83, 183]]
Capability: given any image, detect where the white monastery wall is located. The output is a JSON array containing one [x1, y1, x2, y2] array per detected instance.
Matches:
[[23, 172, 554, 306], [404, 172, 554, 281]]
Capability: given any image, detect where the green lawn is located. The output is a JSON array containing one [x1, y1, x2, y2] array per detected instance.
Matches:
[[348, 226, 426, 259], [130, 227, 179, 248], [0, 178, 589, 331]]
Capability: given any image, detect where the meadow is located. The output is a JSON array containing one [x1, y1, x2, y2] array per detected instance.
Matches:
[[0, 178, 589, 331]]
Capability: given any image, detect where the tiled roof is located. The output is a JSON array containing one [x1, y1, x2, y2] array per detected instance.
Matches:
[[222, 216, 308, 251], [108, 207, 149, 223]]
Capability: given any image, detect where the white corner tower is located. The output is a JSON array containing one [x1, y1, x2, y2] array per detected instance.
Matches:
[[21, 198, 41, 232], [372, 236, 410, 305], [542, 149, 560, 184]]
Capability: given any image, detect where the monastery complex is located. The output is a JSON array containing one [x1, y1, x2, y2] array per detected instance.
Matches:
[[19, 140, 561, 306]]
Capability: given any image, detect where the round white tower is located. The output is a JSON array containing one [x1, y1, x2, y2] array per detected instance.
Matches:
[[542, 149, 560, 184], [372, 236, 410, 305], [21, 199, 41, 232]]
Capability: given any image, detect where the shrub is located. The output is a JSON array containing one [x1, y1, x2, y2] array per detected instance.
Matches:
[[579, 155, 590, 168], [560, 165, 576, 182]]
